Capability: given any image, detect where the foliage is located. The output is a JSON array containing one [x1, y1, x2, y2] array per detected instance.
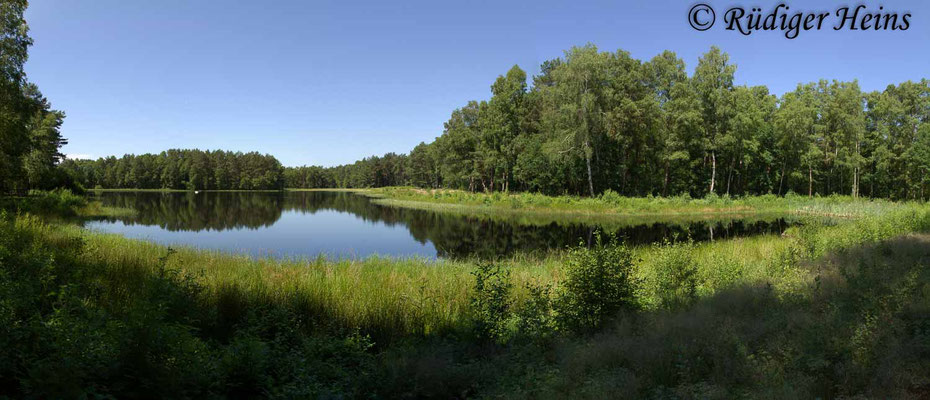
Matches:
[[0, 188, 86, 216], [553, 235, 642, 333], [0, 212, 383, 398], [514, 282, 555, 343], [469, 262, 514, 342], [60, 149, 286, 190], [0, 2, 69, 194], [277, 47, 930, 201], [3, 197, 930, 397], [651, 240, 699, 309]]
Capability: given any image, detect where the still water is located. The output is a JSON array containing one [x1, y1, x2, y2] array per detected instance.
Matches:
[[84, 191, 801, 260]]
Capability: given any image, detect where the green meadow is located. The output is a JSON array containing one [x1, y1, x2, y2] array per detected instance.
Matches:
[[3, 190, 930, 398]]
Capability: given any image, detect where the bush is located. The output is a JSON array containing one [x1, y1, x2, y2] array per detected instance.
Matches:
[[555, 235, 642, 333], [653, 240, 699, 309], [18, 189, 87, 216], [515, 283, 555, 343], [0, 214, 380, 398], [469, 262, 513, 342], [599, 189, 623, 205]]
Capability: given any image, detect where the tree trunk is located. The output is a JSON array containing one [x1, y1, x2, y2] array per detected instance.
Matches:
[[582, 75, 595, 198], [808, 164, 813, 198], [853, 140, 860, 198], [709, 151, 716, 194], [725, 157, 735, 196], [778, 158, 787, 196], [585, 150, 595, 197], [663, 161, 670, 197]]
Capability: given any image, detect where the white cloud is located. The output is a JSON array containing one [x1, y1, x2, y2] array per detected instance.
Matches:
[[65, 154, 94, 160]]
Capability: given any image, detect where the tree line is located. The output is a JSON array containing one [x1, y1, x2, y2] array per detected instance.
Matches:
[[60, 150, 285, 190], [4, 0, 929, 200], [287, 45, 930, 200]]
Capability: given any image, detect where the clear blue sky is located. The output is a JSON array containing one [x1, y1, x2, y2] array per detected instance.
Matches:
[[24, 0, 930, 167]]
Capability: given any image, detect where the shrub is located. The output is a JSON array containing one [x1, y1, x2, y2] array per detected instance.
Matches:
[[20, 189, 87, 216], [599, 189, 623, 206], [469, 262, 513, 342], [515, 283, 555, 343], [0, 213, 380, 398], [555, 235, 642, 333], [653, 240, 699, 309]]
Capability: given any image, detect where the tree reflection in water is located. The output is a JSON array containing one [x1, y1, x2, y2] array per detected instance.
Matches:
[[87, 191, 806, 259]]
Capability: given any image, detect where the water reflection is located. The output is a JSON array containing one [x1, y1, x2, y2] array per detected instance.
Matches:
[[85, 191, 808, 259]]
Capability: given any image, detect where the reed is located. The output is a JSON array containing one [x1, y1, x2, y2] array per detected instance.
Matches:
[[354, 186, 913, 219], [4, 197, 930, 398], [54, 200, 930, 338]]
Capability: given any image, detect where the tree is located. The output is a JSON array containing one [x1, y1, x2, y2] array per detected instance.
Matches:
[[406, 142, 440, 188], [21, 84, 66, 189], [821, 81, 866, 197], [724, 85, 774, 196], [645, 51, 690, 196], [692, 46, 736, 195], [436, 101, 483, 191], [482, 65, 527, 192], [541, 44, 611, 197], [774, 84, 819, 196], [0, 0, 33, 192]]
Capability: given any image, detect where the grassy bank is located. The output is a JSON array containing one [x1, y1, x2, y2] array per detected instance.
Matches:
[[0, 189, 135, 219], [347, 187, 910, 220], [77, 202, 930, 333], [3, 192, 930, 397]]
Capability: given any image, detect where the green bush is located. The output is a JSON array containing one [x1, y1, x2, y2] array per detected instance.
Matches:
[[599, 189, 623, 206], [515, 283, 555, 343], [555, 235, 642, 333], [469, 262, 513, 342], [0, 213, 380, 398], [653, 240, 699, 309], [15, 189, 87, 216]]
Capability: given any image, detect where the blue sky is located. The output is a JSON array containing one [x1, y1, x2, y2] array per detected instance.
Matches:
[[25, 0, 930, 167]]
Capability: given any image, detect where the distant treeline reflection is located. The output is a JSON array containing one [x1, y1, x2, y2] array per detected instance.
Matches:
[[89, 191, 803, 258]]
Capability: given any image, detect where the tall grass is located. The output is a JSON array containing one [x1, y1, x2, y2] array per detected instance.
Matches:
[[50, 201, 930, 340], [4, 196, 930, 397], [359, 186, 914, 219]]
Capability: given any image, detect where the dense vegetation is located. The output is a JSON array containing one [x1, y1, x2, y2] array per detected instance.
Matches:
[[3, 191, 930, 398], [54, 48, 930, 199], [286, 48, 930, 201], [0, 1, 69, 194], [6, 1, 930, 398], [60, 149, 286, 190]]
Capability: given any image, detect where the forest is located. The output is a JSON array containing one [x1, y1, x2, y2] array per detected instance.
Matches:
[[54, 46, 930, 200], [7, 1, 930, 397], [60, 150, 285, 190], [286, 47, 930, 200], [0, 0, 67, 195]]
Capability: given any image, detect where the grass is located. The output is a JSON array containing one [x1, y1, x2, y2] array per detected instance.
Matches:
[[65, 195, 930, 339], [519, 233, 930, 398], [347, 186, 911, 220], [4, 192, 930, 397], [0, 189, 134, 220]]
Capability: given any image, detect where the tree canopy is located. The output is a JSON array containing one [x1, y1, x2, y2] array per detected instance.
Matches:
[[281, 45, 930, 201], [4, 0, 929, 202], [0, 0, 68, 193]]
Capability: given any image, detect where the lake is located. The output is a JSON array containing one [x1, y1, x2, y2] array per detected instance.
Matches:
[[84, 191, 805, 260]]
